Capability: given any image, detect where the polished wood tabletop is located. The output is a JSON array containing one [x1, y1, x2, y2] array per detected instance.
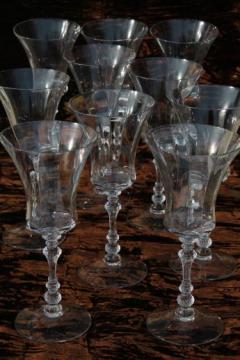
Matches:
[[0, 1, 240, 359]]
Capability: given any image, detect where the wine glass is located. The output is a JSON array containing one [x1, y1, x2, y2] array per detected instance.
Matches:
[[127, 57, 203, 230], [66, 44, 135, 92], [150, 18, 219, 62], [13, 18, 81, 71], [69, 88, 154, 288], [65, 45, 135, 210], [0, 68, 70, 251], [138, 19, 218, 232], [0, 68, 69, 126], [81, 18, 148, 52], [0, 120, 96, 342], [146, 123, 240, 345], [170, 84, 240, 280]]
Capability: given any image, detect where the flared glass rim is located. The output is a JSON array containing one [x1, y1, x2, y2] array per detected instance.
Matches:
[[175, 84, 240, 111], [68, 89, 155, 118], [150, 18, 219, 45], [81, 18, 148, 43], [0, 120, 97, 154], [147, 123, 240, 158], [0, 68, 70, 91], [65, 43, 136, 65], [13, 17, 81, 42], [131, 56, 203, 81]]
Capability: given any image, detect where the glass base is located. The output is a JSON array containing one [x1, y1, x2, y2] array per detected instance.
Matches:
[[15, 305, 91, 343], [78, 257, 147, 289], [2, 224, 65, 252], [127, 209, 165, 231], [147, 308, 224, 346], [169, 251, 237, 281]]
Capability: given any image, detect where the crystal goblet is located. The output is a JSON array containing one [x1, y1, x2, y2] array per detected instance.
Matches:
[[69, 88, 154, 289], [131, 19, 218, 231], [170, 84, 240, 280], [127, 57, 203, 230], [66, 44, 135, 93], [13, 18, 81, 71], [0, 68, 69, 126], [65, 45, 135, 210], [150, 18, 219, 62], [0, 120, 96, 342], [146, 123, 240, 345], [0, 68, 70, 251], [81, 18, 148, 52]]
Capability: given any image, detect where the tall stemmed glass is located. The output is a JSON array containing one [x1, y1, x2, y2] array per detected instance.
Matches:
[[66, 44, 135, 92], [0, 68, 70, 251], [81, 18, 148, 52], [0, 68, 69, 126], [13, 18, 81, 71], [136, 20, 218, 231], [65, 45, 135, 209], [150, 19, 219, 62], [80, 17, 147, 99], [146, 123, 240, 345], [128, 57, 203, 230], [170, 84, 240, 280], [69, 89, 154, 289], [70, 18, 147, 92], [0, 121, 96, 342]]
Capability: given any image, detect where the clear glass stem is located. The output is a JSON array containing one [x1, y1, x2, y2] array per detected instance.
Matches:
[[175, 235, 196, 321], [104, 193, 121, 266], [195, 233, 212, 261], [42, 233, 63, 318], [150, 159, 165, 215]]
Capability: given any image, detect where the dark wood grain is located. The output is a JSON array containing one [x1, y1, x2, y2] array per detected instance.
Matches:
[[0, 1, 240, 359]]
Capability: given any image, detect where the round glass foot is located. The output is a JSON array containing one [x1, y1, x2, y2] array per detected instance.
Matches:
[[169, 251, 237, 281], [127, 209, 164, 231], [2, 224, 65, 252], [195, 251, 237, 281], [78, 257, 147, 289], [147, 308, 224, 346], [15, 305, 91, 343]]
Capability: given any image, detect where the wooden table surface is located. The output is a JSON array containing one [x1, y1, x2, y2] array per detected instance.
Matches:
[[0, 1, 240, 359]]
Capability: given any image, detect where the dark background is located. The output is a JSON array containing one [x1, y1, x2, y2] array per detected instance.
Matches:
[[0, 0, 240, 87]]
